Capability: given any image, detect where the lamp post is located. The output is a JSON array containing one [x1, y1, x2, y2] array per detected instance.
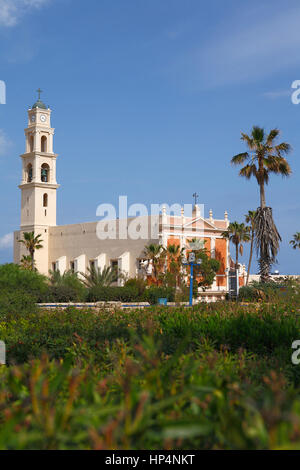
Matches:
[[182, 252, 202, 307]]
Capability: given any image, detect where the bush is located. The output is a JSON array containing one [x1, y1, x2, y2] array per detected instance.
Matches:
[[239, 280, 293, 302], [0, 290, 37, 320], [44, 284, 87, 303], [124, 278, 147, 296], [0, 303, 300, 449], [0, 263, 48, 301], [86, 286, 140, 302], [145, 286, 175, 304]]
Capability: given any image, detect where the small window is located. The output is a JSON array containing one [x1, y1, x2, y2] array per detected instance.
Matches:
[[41, 136, 47, 153], [70, 261, 75, 273], [45, 210, 47, 216], [43, 193, 48, 207], [111, 260, 118, 282], [90, 260, 96, 270], [29, 135, 34, 152], [52, 263, 57, 272], [27, 164, 33, 183]]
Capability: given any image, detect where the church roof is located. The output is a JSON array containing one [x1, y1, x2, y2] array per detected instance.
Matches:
[[32, 99, 47, 109]]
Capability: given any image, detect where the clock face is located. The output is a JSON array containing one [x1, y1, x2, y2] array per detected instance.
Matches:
[[31, 115, 36, 123], [40, 114, 47, 123]]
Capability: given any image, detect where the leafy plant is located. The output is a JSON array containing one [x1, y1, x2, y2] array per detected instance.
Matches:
[[81, 265, 117, 288], [46, 270, 86, 302]]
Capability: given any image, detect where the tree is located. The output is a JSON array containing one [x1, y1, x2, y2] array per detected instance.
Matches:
[[231, 126, 292, 282], [222, 222, 250, 269], [290, 232, 300, 250], [20, 255, 34, 271], [18, 232, 43, 271], [142, 244, 166, 285], [80, 265, 117, 288], [165, 244, 185, 288], [0, 263, 48, 301], [245, 210, 256, 286], [186, 242, 221, 292]]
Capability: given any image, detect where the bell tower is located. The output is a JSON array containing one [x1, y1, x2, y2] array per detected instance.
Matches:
[[17, 90, 60, 274]]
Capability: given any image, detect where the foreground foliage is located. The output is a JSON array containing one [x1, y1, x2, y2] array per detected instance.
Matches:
[[0, 291, 300, 449]]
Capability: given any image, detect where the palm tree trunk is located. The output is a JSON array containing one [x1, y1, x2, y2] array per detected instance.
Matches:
[[30, 249, 34, 271], [153, 259, 158, 285], [235, 243, 239, 269], [260, 182, 266, 209], [255, 207, 281, 283], [246, 233, 254, 286]]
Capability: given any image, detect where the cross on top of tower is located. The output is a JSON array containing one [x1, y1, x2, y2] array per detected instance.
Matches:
[[193, 192, 199, 206], [37, 88, 43, 100], [32, 88, 47, 110]]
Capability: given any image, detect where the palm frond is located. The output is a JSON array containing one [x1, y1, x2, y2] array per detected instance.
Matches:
[[251, 126, 265, 143], [231, 152, 249, 165], [239, 164, 257, 179], [240, 133, 255, 150], [266, 128, 280, 145], [275, 142, 292, 155]]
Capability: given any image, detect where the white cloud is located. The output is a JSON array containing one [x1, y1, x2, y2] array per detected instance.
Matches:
[[0, 0, 51, 27], [0, 233, 13, 249], [0, 129, 12, 156]]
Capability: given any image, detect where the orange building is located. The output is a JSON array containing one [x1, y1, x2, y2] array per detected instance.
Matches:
[[155, 205, 245, 301]]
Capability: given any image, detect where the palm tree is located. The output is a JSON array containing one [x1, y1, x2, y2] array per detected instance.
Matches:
[[20, 255, 34, 270], [80, 265, 117, 288], [166, 244, 184, 263], [18, 232, 43, 271], [48, 269, 80, 286], [290, 232, 300, 250], [245, 210, 256, 286], [231, 126, 292, 282], [222, 222, 250, 270], [142, 243, 165, 285], [166, 244, 185, 288]]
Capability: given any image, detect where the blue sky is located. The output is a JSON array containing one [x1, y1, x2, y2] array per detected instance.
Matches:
[[0, 0, 299, 273]]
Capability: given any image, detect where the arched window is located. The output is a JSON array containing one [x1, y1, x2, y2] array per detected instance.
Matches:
[[43, 193, 48, 207], [41, 163, 50, 183], [41, 136, 47, 153], [27, 163, 33, 183], [29, 135, 34, 152]]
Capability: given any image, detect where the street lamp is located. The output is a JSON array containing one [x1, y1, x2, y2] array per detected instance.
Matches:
[[182, 252, 202, 307]]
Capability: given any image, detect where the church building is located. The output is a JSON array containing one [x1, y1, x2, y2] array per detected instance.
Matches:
[[13, 95, 241, 299]]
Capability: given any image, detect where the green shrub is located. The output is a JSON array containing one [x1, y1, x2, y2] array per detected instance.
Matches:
[[41, 270, 87, 302], [0, 330, 300, 450], [145, 286, 175, 304], [0, 290, 37, 319], [0, 263, 48, 301], [87, 286, 140, 302], [239, 280, 294, 302], [124, 278, 147, 296], [44, 284, 86, 302]]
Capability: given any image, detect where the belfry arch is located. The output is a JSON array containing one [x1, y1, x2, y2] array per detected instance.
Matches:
[[41, 136, 47, 153]]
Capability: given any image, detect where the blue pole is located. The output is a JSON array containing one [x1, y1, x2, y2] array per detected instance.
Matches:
[[189, 262, 193, 307]]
